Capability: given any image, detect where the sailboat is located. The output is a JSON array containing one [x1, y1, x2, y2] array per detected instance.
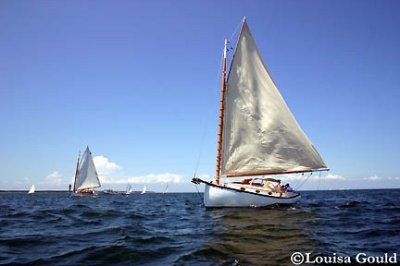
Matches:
[[124, 184, 133, 195], [104, 184, 133, 195], [192, 18, 328, 207], [72, 146, 101, 195], [141, 185, 147, 194], [163, 184, 169, 194], [28, 184, 35, 194]]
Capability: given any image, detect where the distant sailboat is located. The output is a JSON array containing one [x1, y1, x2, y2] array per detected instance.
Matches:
[[163, 184, 169, 194], [28, 185, 35, 194], [72, 146, 101, 195], [104, 184, 133, 195], [141, 185, 147, 194], [123, 184, 133, 195], [192, 18, 328, 207]]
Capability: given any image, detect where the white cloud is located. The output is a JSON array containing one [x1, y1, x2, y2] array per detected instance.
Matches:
[[92, 156, 184, 185], [196, 174, 211, 180], [93, 156, 122, 176], [388, 176, 400, 180], [284, 173, 345, 181], [101, 173, 184, 184], [324, 174, 346, 180], [46, 171, 63, 184], [15, 177, 31, 185], [364, 175, 382, 181]]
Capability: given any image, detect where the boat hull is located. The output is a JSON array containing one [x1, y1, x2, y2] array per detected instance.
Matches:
[[204, 183, 300, 207]]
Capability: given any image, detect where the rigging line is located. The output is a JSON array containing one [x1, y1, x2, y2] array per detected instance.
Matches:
[[221, 19, 241, 75], [217, 54, 224, 93], [193, 123, 207, 178], [317, 171, 322, 191], [295, 172, 313, 190], [193, 54, 225, 178], [229, 19, 242, 48], [194, 183, 204, 206]]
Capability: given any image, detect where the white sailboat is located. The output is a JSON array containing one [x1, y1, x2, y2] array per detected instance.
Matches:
[[28, 184, 35, 194], [125, 184, 133, 195], [104, 184, 133, 195], [72, 146, 101, 195], [192, 18, 328, 207], [163, 184, 169, 194], [141, 185, 147, 194]]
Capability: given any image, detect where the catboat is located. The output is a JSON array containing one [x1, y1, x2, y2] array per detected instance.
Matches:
[[72, 146, 101, 196], [192, 18, 328, 207]]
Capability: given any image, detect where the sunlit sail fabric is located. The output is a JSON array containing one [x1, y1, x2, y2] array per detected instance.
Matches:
[[75, 147, 101, 190], [221, 21, 326, 177]]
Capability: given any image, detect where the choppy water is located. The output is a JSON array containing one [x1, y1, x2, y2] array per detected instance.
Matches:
[[0, 189, 399, 265]]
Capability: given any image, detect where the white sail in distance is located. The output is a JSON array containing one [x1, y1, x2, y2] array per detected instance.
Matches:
[[75, 147, 101, 190], [28, 185, 35, 194], [222, 21, 326, 177]]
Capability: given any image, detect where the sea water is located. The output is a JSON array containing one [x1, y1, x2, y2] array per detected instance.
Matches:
[[0, 189, 399, 265]]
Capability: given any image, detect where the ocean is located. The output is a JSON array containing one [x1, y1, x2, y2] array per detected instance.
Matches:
[[0, 189, 399, 265]]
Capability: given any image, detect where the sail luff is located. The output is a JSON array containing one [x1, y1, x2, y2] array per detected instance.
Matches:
[[221, 19, 247, 177], [72, 153, 80, 192], [226, 17, 247, 83], [215, 39, 228, 185]]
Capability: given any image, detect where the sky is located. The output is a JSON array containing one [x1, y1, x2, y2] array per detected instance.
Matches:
[[1, 1, 399, 192]]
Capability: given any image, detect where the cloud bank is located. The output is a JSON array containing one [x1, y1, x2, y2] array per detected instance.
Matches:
[[284, 173, 346, 182], [46, 171, 63, 185], [363, 175, 382, 181], [93, 156, 184, 184]]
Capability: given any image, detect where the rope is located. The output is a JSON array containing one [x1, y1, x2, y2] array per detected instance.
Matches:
[[229, 20, 242, 46], [192, 124, 207, 178], [194, 182, 204, 206], [295, 172, 313, 190], [317, 171, 321, 190]]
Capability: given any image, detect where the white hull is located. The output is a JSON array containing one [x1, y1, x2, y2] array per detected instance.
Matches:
[[71, 192, 97, 197], [204, 183, 300, 207]]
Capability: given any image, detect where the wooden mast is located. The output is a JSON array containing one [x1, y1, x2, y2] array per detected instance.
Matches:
[[215, 39, 228, 185], [72, 153, 80, 192]]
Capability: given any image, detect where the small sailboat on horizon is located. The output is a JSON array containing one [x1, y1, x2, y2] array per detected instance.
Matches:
[[192, 18, 328, 207], [28, 184, 35, 194], [124, 184, 133, 195], [141, 185, 147, 194], [163, 184, 169, 194], [103, 184, 133, 195], [72, 146, 101, 196]]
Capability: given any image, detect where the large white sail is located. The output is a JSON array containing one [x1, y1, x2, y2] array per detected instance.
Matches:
[[75, 147, 101, 190], [222, 21, 326, 177]]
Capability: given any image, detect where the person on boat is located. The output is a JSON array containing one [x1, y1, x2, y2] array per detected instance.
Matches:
[[77, 188, 95, 194], [263, 180, 281, 192], [285, 183, 294, 193], [263, 180, 271, 189], [268, 180, 281, 192]]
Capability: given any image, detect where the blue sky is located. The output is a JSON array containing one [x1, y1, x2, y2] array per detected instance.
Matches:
[[1, 1, 399, 192]]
